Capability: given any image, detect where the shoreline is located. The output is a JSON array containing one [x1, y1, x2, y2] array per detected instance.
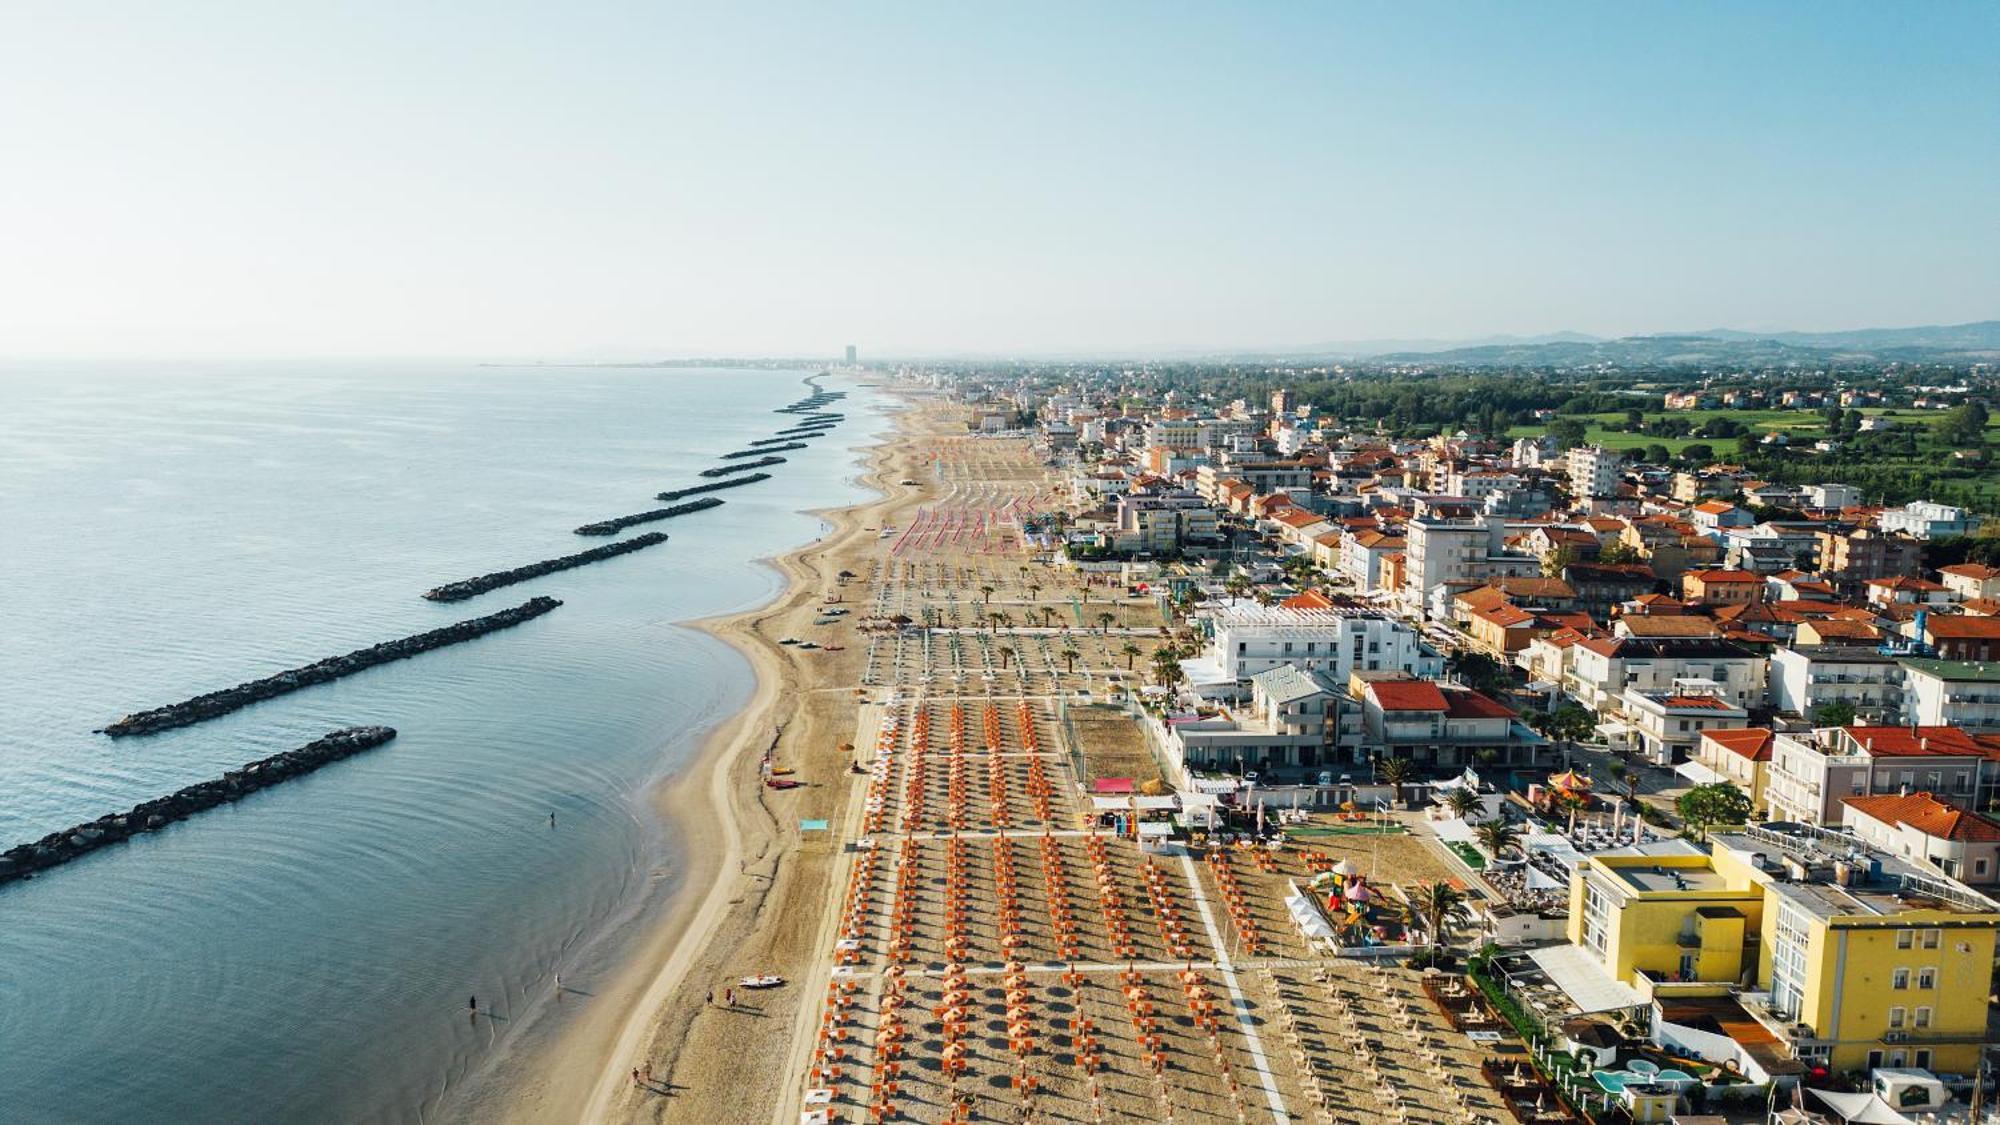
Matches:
[[482, 385, 916, 1123]]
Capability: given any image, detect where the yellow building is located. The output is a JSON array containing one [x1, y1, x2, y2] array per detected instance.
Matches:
[[1565, 829, 2000, 1074]]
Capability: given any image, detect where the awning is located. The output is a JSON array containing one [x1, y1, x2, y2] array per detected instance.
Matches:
[[1284, 881, 1339, 942], [1674, 759, 1725, 785], [1808, 1089, 1925, 1125], [1527, 943, 1645, 1014]]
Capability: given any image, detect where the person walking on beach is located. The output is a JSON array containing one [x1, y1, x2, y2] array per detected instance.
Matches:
[[469, 995, 477, 1013], [724, 987, 734, 1007], [549, 811, 557, 829], [631, 1068, 641, 1088]]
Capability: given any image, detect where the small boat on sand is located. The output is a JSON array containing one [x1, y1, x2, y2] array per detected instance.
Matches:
[[739, 974, 785, 989]]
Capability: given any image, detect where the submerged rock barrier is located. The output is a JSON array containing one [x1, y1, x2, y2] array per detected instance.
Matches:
[[747, 435, 813, 447], [700, 456, 785, 478], [655, 474, 770, 501], [721, 442, 806, 459], [423, 539, 667, 602], [775, 425, 834, 439], [101, 598, 563, 735], [573, 496, 724, 536], [1, 726, 398, 885]]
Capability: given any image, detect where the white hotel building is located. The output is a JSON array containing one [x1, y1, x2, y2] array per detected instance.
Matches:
[[1180, 603, 1444, 701]]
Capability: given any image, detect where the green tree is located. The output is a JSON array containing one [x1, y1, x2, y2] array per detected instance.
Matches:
[[1376, 756, 1417, 805], [1676, 782, 1754, 841], [1643, 443, 1673, 466], [1680, 442, 1716, 466], [1474, 819, 1524, 860], [1408, 880, 1471, 951], [1060, 646, 1081, 672], [1442, 787, 1482, 821], [1936, 400, 1990, 447], [1813, 699, 1858, 728], [1598, 540, 1643, 565], [1548, 418, 1590, 450], [1121, 642, 1142, 669]]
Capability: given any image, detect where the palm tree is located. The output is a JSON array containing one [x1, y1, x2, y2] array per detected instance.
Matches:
[[1150, 649, 1184, 690], [1408, 880, 1470, 952], [988, 612, 1008, 635], [1442, 787, 1481, 821], [1060, 646, 1081, 672], [1376, 757, 1416, 806], [1096, 611, 1116, 634], [1121, 642, 1142, 669], [1474, 819, 1524, 861], [998, 645, 1016, 669], [1038, 606, 1056, 628], [980, 584, 996, 606]]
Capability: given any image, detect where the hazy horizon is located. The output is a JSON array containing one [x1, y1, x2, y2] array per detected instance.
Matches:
[[4, 2, 1996, 360]]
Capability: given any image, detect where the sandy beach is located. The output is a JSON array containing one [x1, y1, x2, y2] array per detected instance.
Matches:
[[486, 385, 934, 1123]]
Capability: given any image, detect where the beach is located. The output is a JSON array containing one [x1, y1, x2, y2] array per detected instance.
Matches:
[[486, 386, 934, 1122]]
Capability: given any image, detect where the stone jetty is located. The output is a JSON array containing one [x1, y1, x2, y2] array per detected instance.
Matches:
[[101, 598, 563, 735], [423, 537, 667, 602], [700, 456, 785, 478], [572, 496, 724, 536], [720, 442, 806, 459], [747, 435, 813, 447], [0, 726, 398, 886], [774, 426, 833, 440], [655, 473, 770, 501]]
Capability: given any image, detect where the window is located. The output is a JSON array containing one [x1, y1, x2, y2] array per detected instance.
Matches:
[[1888, 1050, 1906, 1068], [1868, 1050, 1884, 1069], [1917, 968, 1936, 989], [1888, 1006, 1906, 1029], [1979, 857, 1992, 879], [1916, 1049, 1933, 1069], [1897, 930, 1914, 950], [1922, 929, 1940, 950], [1892, 968, 1910, 990], [1915, 1006, 1932, 1029]]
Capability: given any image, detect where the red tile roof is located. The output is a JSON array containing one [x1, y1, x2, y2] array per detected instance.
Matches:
[[1369, 680, 1449, 712], [1701, 727, 1774, 762], [1838, 725, 1986, 758], [1442, 688, 1516, 720], [1924, 615, 2000, 639], [1840, 792, 2000, 843]]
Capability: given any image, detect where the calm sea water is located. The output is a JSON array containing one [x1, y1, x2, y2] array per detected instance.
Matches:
[[0, 362, 883, 1123]]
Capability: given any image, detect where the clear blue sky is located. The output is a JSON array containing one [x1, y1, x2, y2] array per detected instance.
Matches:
[[2, 2, 1995, 358]]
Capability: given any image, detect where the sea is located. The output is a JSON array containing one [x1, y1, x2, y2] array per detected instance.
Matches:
[[0, 361, 886, 1123]]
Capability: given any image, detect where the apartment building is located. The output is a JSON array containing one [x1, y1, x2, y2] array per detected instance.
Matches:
[[1879, 501, 1982, 540], [1566, 638, 1767, 716], [1618, 681, 1750, 765], [1568, 830, 2000, 1074], [1842, 792, 2000, 887], [1767, 645, 1903, 723], [1763, 726, 1986, 826], [1897, 658, 2000, 731], [1179, 603, 1442, 700], [1566, 445, 1624, 502]]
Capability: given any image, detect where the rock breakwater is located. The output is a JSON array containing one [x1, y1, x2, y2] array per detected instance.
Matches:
[[1, 726, 398, 886], [700, 456, 786, 478], [572, 496, 725, 536], [423, 537, 667, 602], [101, 598, 563, 735], [655, 474, 770, 501], [721, 442, 806, 459]]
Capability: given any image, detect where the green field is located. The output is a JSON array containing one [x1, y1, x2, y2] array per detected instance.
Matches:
[[1507, 406, 1992, 454]]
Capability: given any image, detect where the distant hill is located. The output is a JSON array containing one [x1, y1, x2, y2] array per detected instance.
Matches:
[[1361, 320, 2000, 366]]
